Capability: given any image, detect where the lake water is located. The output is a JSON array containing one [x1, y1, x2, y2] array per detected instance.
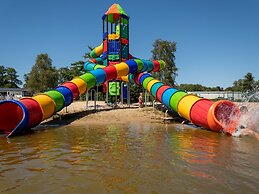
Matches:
[[0, 122, 258, 193]]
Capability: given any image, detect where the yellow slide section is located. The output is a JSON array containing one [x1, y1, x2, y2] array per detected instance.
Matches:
[[90, 43, 103, 58]]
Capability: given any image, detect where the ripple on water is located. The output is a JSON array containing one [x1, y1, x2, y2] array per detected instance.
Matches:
[[0, 123, 259, 193]]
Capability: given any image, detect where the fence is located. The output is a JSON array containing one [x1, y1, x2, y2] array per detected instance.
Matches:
[[188, 91, 244, 101]]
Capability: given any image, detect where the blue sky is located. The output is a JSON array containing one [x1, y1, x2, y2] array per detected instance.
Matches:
[[0, 0, 258, 88]]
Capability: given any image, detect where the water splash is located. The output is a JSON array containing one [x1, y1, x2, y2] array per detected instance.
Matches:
[[239, 89, 259, 132], [242, 87, 259, 103], [228, 90, 259, 137]]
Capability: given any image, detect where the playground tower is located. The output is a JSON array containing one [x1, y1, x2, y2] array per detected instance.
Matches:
[[102, 4, 130, 103], [102, 4, 129, 65]]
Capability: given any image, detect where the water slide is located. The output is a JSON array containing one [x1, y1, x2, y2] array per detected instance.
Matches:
[[89, 43, 103, 58], [0, 58, 240, 138]]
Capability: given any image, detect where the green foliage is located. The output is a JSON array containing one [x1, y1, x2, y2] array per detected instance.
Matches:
[[24, 54, 58, 92], [178, 84, 206, 91], [151, 39, 178, 86], [0, 65, 22, 88], [227, 72, 257, 92], [58, 61, 84, 84], [177, 84, 223, 91], [243, 72, 255, 92]]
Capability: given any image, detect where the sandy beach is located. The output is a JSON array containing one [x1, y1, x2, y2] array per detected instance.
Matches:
[[49, 101, 166, 126]]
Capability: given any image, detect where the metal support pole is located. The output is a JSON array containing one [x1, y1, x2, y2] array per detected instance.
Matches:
[[106, 16, 109, 66], [115, 81, 117, 107], [127, 83, 130, 107], [106, 83, 109, 104], [86, 91, 89, 110], [96, 85, 99, 102], [165, 110, 168, 118], [145, 91, 147, 107], [121, 82, 124, 105], [94, 90, 97, 111], [153, 100, 156, 112], [88, 89, 97, 110]]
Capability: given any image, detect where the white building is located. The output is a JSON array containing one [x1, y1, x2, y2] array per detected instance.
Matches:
[[0, 88, 33, 100]]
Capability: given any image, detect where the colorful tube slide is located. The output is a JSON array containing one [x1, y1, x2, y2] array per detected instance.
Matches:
[[121, 72, 240, 134], [0, 59, 240, 137], [90, 43, 103, 58]]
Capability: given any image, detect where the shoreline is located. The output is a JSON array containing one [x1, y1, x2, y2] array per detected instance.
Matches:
[[42, 101, 259, 130]]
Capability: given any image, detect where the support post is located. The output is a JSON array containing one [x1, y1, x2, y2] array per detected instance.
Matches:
[[145, 91, 147, 107], [121, 82, 124, 105], [96, 85, 99, 102], [127, 83, 130, 107], [86, 91, 89, 110], [106, 82, 109, 104], [94, 90, 97, 111]]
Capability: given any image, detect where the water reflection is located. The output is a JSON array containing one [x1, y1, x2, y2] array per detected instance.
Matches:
[[0, 123, 259, 193]]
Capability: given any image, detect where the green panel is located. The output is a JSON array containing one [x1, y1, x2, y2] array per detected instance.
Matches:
[[122, 45, 128, 59], [80, 73, 96, 89], [122, 52, 128, 59], [121, 32, 128, 39], [121, 25, 128, 34], [142, 77, 154, 90], [116, 25, 120, 35], [44, 90, 65, 112], [109, 82, 120, 96], [169, 91, 187, 112], [121, 25, 128, 38], [121, 18, 128, 24], [108, 54, 120, 61]]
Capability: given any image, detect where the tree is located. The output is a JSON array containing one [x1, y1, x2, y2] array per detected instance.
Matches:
[[227, 72, 256, 92], [243, 72, 255, 92], [177, 84, 223, 91], [58, 61, 85, 84], [151, 39, 178, 86], [24, 54, 58, 92], [58, 67, 73, 85], [0, 66, 6, 87], [226, 79, 243, 91], [4, 67, 22, 88], [0, 65, 22, 88], [70, 61, 85, 76], [178, 84, 206, 91]]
